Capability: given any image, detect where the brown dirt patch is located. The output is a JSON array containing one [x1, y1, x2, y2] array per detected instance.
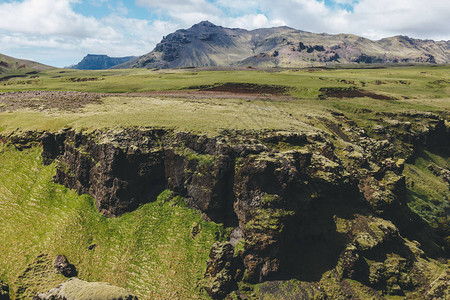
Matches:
[[319, 87, 395, 100], [0, 91, 105, 112], [191, 82, 290, 95], [127, 90, 296, 101], [0, 89, 297, 113]]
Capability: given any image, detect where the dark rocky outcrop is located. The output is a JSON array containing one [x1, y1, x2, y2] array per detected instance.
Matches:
[[35, 109, 449, 299], [33, 278, 138, 300], [50, 129, 167, 217], [0, 279, 9, 300], [53, 255, 76, 277], [202, 242, 243, 299]]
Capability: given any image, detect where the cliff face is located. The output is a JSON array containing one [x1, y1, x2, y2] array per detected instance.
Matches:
[[38, 109, 449, 298], [118, 21, 450, 69], [69, 54, 137, 70]]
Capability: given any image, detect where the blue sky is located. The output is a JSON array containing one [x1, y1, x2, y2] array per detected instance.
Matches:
[[0, 0, 448, 67]]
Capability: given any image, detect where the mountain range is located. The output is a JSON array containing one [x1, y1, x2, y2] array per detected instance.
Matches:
[[115, 21, 450, 69], [69, 54, 137, 70]]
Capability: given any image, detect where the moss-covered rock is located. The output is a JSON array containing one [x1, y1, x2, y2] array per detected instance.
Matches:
[[202, 242, 243, 299], [424, 269, 450, 300], [33, 278, 137, 300]]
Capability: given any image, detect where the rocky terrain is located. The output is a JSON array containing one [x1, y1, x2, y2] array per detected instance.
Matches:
[[69, 54, 137, 70], [0, 105, 445, 299], [117, 21, 450, 69]]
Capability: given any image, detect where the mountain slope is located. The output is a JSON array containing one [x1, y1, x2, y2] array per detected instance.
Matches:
[[118, 21, 450, 69], [0, 54, 52, 74], [69, 54, 137, 70]]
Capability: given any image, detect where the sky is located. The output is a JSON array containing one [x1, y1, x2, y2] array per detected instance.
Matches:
[[0, 0, 449, 67]]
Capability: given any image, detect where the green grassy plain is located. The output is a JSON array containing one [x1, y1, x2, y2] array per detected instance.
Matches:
[[0, 66, 449, 135], [1, 65, 449, 98]]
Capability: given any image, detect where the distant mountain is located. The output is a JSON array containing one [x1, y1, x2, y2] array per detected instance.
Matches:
[[116, 21, 450, 69], [0, 53, 52, 74], [70, 54, 137, 70]]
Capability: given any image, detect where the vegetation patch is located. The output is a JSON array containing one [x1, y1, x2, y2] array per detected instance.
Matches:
[[67, 77, 104, 82], [319, 87, 396, 100], [0, 74, 28, 82], [192, 82, 291, 95]]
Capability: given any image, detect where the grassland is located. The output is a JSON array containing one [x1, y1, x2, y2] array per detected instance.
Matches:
[[0, 65, 448, 136], [1, 65, 449, 98]]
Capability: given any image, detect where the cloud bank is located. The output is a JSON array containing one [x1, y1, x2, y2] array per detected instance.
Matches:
[[0, 0, 448, 67]]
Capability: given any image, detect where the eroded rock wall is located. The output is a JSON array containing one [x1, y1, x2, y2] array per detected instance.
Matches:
[[34, 110, 449, 299]]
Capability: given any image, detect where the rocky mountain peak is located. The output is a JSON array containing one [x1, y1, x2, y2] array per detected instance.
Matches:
[[115, 22, 450, 69], [191, 20, 219, 28]]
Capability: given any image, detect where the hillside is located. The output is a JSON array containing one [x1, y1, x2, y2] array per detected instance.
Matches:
[[69, 54, 137, 70], [117, 21, 450, 69], [0, 66, 449, 299], [0, 53, 52, 74]]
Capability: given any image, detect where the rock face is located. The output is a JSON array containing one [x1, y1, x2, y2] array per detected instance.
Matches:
[[202, 242, 243, 299], [54, 255, 76, 277], [117, 21, 450, 69], [33, 278, 138, 300], [69, 54, 137, 70], [39, 110, 449, 298], [47, 129, 167, 217], [0, 279, 9, 300]]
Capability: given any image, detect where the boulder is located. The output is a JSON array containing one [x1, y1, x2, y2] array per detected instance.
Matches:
[[54, 255, 76, 277], [202, 242, 243, 299], [33, 278, 137, 300]]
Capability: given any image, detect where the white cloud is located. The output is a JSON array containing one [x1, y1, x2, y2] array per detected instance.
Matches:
[[136, 0, 221, 26], [0, 0, 116, 38], [214, 0, 260, 13], [0, 0, 175, 66], [349, 0, 450, 40], [257, 0, 351, 34], [223, 14, 285, 30]]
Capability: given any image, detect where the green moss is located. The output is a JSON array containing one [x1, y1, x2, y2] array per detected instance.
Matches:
[[246, 208, 295, 234], [233, 240, 246, 257], [261, 194, 280, 205]]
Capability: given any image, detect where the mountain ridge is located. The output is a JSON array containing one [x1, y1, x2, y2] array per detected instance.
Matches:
[[115, 21, 450, 69], [69, 54, 137, 70], [0, 53, 52, 74]]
